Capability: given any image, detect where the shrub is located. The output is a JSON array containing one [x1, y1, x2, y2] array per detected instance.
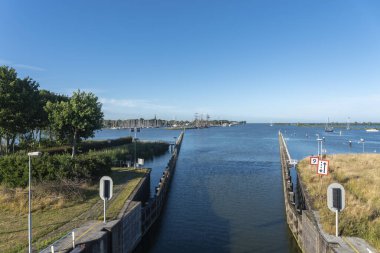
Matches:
[[40, 136, 133, 155], [0, 153, 112, 188], [0, 140, 168, 188]]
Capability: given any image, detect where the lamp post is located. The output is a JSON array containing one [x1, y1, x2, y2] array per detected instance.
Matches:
[[134, 138, 139, 168], [360, 138, 365, 153], [317, 136, 323, 158], [27, 151, 41, 253]]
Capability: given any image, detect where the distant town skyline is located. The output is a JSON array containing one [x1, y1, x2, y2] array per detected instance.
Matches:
[[2, 1, 380, 122]]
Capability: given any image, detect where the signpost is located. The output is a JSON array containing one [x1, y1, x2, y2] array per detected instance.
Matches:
[[327, 183, 345, 237], [100, 176, 113, 223], [317, 160, 329, 175]]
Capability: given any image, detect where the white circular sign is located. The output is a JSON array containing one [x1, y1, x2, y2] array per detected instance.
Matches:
[[99, 176, 113, 200], [327, 183, 345, 212]]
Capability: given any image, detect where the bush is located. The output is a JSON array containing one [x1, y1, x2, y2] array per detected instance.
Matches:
[[41, 136, 133, 155], [88, 141, 170, 165], [0, 140, 168, 188], [0, 153, 112, 188]]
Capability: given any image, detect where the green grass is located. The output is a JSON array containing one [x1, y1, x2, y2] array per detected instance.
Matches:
[[0, 167, 146, 253], [101, 168, 148, 220], [297, 154, 380, 250]]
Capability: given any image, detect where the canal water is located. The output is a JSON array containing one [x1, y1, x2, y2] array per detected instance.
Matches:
[[94, 124, 380, 253]]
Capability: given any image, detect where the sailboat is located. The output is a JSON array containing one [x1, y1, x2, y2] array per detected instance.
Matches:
[[270, 121, 273, 127], [346, 117, 351, 130], [325, 118, 334, 132]]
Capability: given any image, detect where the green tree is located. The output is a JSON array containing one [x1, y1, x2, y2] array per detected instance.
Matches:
[[36, 90, 69, 143], [0, 66, 40, 153], [45, 90, 104, 157]]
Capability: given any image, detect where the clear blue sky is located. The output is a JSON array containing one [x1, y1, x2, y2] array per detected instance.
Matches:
[[2, 0, 380, 122]]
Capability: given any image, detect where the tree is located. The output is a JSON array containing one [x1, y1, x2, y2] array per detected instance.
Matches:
[[0, 66, 40, 153], [45, 90, 104, 157], [36, 90, 69, 143]]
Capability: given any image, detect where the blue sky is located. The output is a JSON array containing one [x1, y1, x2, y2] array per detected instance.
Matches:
[[1, 0, 380, 122]]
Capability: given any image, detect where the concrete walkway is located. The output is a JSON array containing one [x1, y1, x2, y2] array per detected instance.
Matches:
[[314, 211, 378, 253], [40, 220, 117, 253]]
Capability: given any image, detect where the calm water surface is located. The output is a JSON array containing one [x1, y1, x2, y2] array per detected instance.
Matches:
[[94, 124, 379, 253]]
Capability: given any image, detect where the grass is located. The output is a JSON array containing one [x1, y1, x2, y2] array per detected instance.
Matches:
[[297, 154, 380, 250], [0, 167, 146, 253], [101, 167, 148, 220]]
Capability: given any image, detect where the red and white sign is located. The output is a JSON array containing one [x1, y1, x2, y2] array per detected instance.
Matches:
[[317, 160, 329, 175], [310, 156, 319, 165]]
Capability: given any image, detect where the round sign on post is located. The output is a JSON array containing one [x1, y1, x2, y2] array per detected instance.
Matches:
[[327, 183, 345, 212], [100, 176, 113, 224], [327, 183, 345, 237], [99, 176, 113, 200]]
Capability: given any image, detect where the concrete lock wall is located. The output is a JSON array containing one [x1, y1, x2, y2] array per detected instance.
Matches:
[[65, 131, 185, 253], [121, 201, 142, 253], [278, 132, 337, 253]]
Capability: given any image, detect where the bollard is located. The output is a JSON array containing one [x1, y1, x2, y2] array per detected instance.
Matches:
[[72, 231, 75, 249], [51, 245, 55, 253]]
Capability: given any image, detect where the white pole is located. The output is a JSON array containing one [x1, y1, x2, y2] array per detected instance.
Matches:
[[103, 198, 106, 224], [134, 129, 137, 168], [28, 155, 32, 253], [317, 140, 320, 157], [320, 140, 323, 158], [50, 245, 55, 253], [72, 231, 75, 249], [336, 209, 339, 237]]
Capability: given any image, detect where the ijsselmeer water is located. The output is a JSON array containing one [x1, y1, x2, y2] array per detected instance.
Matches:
[[94, 124, 379, 253]]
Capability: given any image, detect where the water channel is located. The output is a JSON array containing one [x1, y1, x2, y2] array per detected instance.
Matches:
[[94, 124, 379, 253]]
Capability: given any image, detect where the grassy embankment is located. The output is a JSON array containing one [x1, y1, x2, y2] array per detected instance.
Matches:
[[0, 167, 148, 253], [297, 154, 380, 250]]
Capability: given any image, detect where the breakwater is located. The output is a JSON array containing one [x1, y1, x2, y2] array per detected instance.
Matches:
[[42, 131, 184, 253]]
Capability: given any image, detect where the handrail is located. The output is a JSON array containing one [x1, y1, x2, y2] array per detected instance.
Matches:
[[278, 131, 298, 165]]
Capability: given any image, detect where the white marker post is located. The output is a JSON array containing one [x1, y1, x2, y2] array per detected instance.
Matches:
[[72, 231, 75, 249], [100, 176, 113, 224], [360, 138, 365, 153], [317, 137, 323, 158], [327, 183, 345, 237]]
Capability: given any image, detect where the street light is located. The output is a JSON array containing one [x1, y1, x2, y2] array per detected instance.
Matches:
[[316, 136, 323, 158], [359, 138, 365, 153], [134, 137, 139, 168], [27, 151, 41, 253]]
